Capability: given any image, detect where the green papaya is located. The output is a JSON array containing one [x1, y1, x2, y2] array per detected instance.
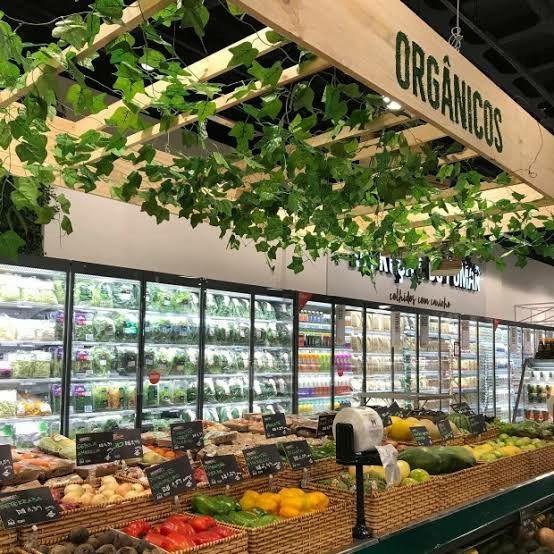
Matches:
[[398, 447, 443, 474], [438, 446, 476, 473]]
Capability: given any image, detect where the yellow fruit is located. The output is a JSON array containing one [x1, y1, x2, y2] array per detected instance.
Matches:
[[388, 417, 417, 441], [418, 419, 441, 441], [257, 493, 280, 514], [281, 495, 307, 513], [396, 460, 410, 480], [240, 490, 260, 511], [279, 505, 301, 518], [305, 491, 329, 512]]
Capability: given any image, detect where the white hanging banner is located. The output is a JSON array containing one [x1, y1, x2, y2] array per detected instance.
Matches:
[[523, 328, 533, 355], [461, 320, 470, 351], [509, 327, 519, 352], [391, 311, 401, 348], [420, 315, 429, 347]]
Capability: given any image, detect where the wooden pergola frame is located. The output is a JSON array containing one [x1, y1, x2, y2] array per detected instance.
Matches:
[[1, 0, 553, 240]]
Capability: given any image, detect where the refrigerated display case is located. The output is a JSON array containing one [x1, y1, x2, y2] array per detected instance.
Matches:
[[333, 305, 363, 408], [0, 264, 65, 447], [141, 281, 200, 430], [508, 326, 523, 421], [459, 320, 478, 412], [518, 358, 554, 422], [440, 316, 459, 409], [68, 272, 140, 436], [479, 321, 495, 416], [203, 289, 250, 422], [393, 312, 417, 408], [252, 294, 294, 414], [365, 309, 391, 394], [495, 324, 510, 420], [417, 315, 440, 410], [297, 301, 332, 414]]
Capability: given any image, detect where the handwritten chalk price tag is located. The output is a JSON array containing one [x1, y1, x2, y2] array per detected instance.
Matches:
[[0, 487, 60, 528], [0, 445, 13, 483], [76, 432, 114, 466], [316, 413, 336, 438], [145, 457, 196, 502], [437, 419, 454, 440], [171, 421, 204, 452], [282, 441, 314, 470], [262, 413, 288, 439], [410, 426, 433, 446], [203, 455, 243, 487], [243, 444, 282, 478], [112, 428, 143, 460]]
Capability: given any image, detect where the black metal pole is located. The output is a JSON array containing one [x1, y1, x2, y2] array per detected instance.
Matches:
[[135, 277, 147, 429], [292, 293, 299, 414], [60, 268, 74, 437], [353, 463, 371, 539], [197, 283, 207, 420], [249, 293, 255, 412]]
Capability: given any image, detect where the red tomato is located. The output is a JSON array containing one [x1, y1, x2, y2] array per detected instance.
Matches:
[[213, 525, 236, 538], [189, 515, 216, 532], [144, 531, 166, 548], [192, 530, 222, 545]]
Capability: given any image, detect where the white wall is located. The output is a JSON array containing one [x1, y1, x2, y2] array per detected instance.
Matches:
[[45, 188, 554, 323]]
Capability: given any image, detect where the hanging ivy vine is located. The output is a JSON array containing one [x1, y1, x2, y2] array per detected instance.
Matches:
[[0, 0, 553, 284]]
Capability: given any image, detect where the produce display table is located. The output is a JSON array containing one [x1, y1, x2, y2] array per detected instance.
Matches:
[[334, 471, 554, 554]]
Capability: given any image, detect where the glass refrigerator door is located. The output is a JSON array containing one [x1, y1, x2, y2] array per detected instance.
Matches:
[[333, 306, 363, 409], [365, 309, 392, 395], [393, 313, 417, 408], [0, 265, 65, 447], [440, 317, 460, 409], [252, 295, 293, 414], [495, 324, 510, 420], [142, 282, 200, 430], [297, 301, 332, 415], [460, 321, 478, 412], [418, 315, 441, 410], [478, 321, 495, 416], [69, 273, 140, 436], [525, 359, 554, 422], [509, 326, 523, 421], [203, 290, 250, 422]]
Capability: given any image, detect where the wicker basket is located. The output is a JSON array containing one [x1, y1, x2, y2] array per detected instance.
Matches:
[[0, 530, 17, 553], [437, 463, 491, 510], [18, 494, 172, 544], [312, 476, 442, 538], [524, 444, 554, 478], [488, 453, 531, 491], [463, 428, 499, 444], [278, 458, 341, 486]]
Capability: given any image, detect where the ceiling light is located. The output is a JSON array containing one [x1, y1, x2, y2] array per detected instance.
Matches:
[[387, 101, 402, 111], [378, 304, 390, 310]]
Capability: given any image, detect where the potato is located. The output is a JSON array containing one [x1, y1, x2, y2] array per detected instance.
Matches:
[[62, 492, 83, 503], [116, 483, 132, 496], [131, 484, 144, 492], [103, 489, 115, 498], [81, 484, 93, 493], [91, 494, 106, 505], [64, 484, 83, 495], [124, 491, 141, 499], [79, 493, 94, 505]]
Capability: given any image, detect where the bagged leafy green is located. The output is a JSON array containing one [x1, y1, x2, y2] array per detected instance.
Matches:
[[0, 275, 20, 302], [92, 385, 109, 411], [91, 281, 113, 308], [144, 382, 159, 406], [74, 349, 92, 373], [186, 382, 197, 403], [74, 279, 94, 305], [172, 382, 187, 404], [92, 314, 115, 342], [116, 346, 138, 374], [114, 313, 138, 342], [111, 281, 139, 308], [154, 347, 173, 374], [91, 346, 114, 375], [20, 277, 58, 304], [74, 311, 94, 341], [159, 382, 173, 406]]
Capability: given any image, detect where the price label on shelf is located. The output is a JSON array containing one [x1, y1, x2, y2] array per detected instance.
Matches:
[[391, 312, 401, 348], [523, 328, 533, 354], [450, 402, 473, 414], [203, 455, 243, 487], [282, 440, 314, 470], [437, 419, 454, 440], [171, 421, 204, 452], [243, 444, 282, 478], [461, 320, 470, 350], [0, 487, 60, 528], [316, 413, 336, 438], [410, 426, 432, 446], [469, 414, 487, 434], [262, 413, 288, 439], [76, 432, 115, 466], [146, 457, 196, 502], [509, 326, 518, 352], [0, 445, 14, 484], [420, 315, 429, 347], [112, 429, 143, 461]]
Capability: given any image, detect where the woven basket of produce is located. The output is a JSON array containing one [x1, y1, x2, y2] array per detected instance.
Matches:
[[278, 458, 341, 487], [524, 443, 554, 478], [182, 481, 351, 554], [488, 453, 531, 491], [0, 530, 17, 553], [463, 428, 499, 444], [19, 515, 248, 554], [437, 463, 492, 510]]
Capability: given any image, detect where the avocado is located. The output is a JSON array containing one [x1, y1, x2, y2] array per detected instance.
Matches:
[[69, 527, 90, 545]]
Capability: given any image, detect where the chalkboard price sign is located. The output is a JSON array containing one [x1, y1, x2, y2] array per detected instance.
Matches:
[[437, 419, 454, 440], [469, 414, 487, 434], [282, 440, 314, 470], [171, 421, 204, 452], [262, 413, 288, 439], [0, 487, 60, 528], [76, 432, 114, 466], [243, 444, 282, 478], [372, 406, 392, 427], [112, 429, 143, 461], [451, 402, 473, 414], [145, 457, 196, 502], [203, 455, 243, 487], [410, 426, 433, 446], [389, 401, 402, 415], [316, 413, 336, 438], [0, 445, 13, 483]]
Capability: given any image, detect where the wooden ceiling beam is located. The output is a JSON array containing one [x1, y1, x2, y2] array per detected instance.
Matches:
[[0, 0, 174, 110], [74, 28, 287, 134]]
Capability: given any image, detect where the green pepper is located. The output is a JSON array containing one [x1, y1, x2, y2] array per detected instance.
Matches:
[[211, 495, 240, 514], [214, 514, 231, 523], [255, 515, 280, 527], [227, 511, 261, 527], [191, 494, 220, 515]]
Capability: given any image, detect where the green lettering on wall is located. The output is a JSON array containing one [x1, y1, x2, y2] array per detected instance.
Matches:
[[396, 32, 411, 90]]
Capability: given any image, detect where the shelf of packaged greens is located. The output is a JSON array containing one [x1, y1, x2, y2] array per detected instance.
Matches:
[[142, 404, 196, 411], [71, 409, 135, 418], [204, 344, 250, 350], [0, 377, 60, 385], [255, 397, 292, 404], [73, 341, 139, 347], [204, 400, 249, 408], [0, 301, 64, 311], [0, 340, 63, 347], [298, 346, 332, 351], [0, 414, 60, 423], [72, 375, 139, 382], [298, 372, 332, 376]]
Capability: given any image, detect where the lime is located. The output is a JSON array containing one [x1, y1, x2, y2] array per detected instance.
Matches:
[[409, 468, 431, 483], [401, 478, 418, 487]]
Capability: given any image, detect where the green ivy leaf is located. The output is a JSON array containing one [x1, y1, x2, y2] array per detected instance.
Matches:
[[265, 30, 285, 44], [139, 47, 166, 69], [94, 0, 124, 20], [512, 191, 525, 202], [323, 85, 347, 122], [52, 14, 89, 49], [180, 0, 210, 39], [195, 100, 216, 122], [0, 119, 11, 149], [228, 42, 259, 68], [141, 193, 170, 224], [248, 60, 283, 87], [0, 60, 19, 88], [34, 205, 56, 225], [15, 134, 47, 164], [106, 106, 141, 132], [113, 171, 142, 202], [292, 82, 314, 112], [287, 255, 304, 273], [57, 193, 71, 214], [61, 215, 73, 234], [10, 178, 40, 210], [226, 1, 244, 15], [260, 94, 282, 119], [229, 121, 255, 152], [0, 230, 25, 260]]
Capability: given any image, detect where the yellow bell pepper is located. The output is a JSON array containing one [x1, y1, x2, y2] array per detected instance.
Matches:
[[239, 490, 260, 511]]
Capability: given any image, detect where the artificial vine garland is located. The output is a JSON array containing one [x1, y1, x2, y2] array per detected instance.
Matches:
[[0, 0, 552, 285]]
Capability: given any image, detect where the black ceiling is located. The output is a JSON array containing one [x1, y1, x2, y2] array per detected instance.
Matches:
[[402, 0, 554, 134]]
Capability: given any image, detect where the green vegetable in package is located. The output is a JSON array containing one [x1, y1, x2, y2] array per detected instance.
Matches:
[[397, 446, 476, 475], [92, 314, 115, 342], [92, 281, 113, 307]]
